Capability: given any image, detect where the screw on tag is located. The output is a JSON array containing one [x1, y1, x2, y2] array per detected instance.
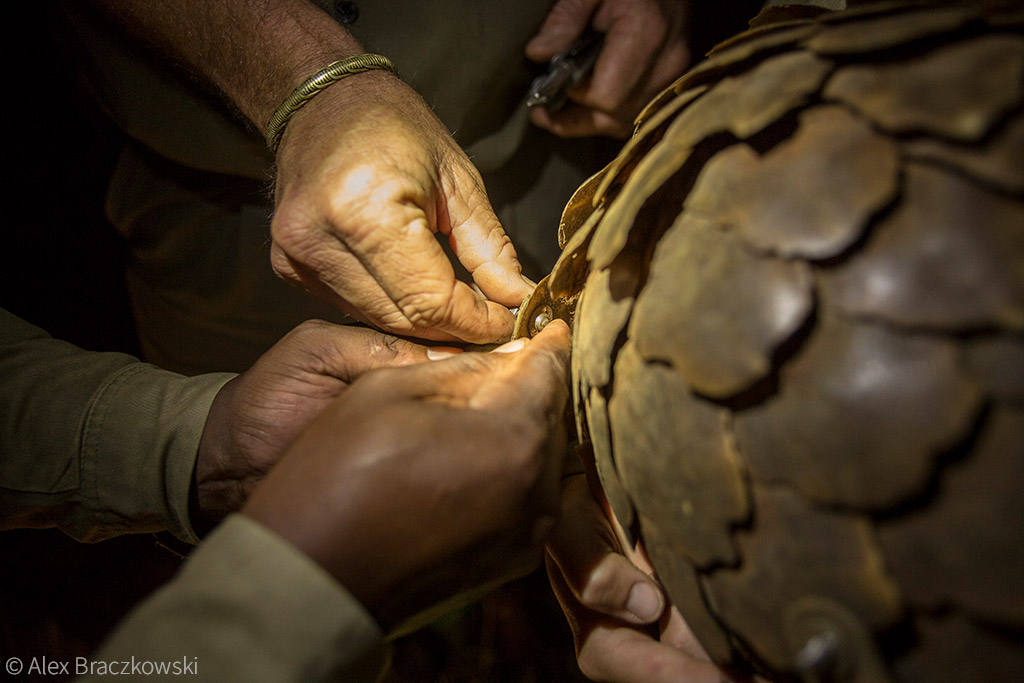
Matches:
[[532, 306, 553, 333]]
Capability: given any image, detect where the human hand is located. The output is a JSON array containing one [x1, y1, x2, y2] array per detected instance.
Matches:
[[193, 320, 447, 525], [241, 320, 572, 631], [546, 447, 739, 682], [526, 0, 691, 138], [269, 71, 535, 344]]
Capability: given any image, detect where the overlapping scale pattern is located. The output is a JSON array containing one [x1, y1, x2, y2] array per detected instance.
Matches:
[[517, 2, 1024, 679]]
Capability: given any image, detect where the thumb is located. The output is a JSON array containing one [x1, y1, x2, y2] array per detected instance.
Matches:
[[526, 0, 600, 62], [471, 319, 572, 415], [547, 473, 666, 625], [578, 552, 666, 625]]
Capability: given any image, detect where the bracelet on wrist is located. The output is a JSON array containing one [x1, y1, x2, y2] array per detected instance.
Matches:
[[264, 53, 398, 153]]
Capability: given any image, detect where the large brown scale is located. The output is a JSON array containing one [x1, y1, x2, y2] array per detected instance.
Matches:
[[513, 2, 1024, 681]]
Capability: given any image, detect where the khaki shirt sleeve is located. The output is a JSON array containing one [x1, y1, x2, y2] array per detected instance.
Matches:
[[82, 515, 388, 682], [0, 308, 233, 543]]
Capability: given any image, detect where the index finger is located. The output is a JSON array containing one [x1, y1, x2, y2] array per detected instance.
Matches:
[[298, 322, 462, 381], [351, 200, 521, 343], [440, 165, 537, 308]]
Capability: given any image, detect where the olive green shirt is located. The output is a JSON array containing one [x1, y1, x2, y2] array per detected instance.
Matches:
[[87, 516, 387, 682], [0, 309, 386, 681]]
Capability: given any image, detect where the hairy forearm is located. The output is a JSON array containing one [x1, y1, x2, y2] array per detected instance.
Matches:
[[84, 0, 364, 129]]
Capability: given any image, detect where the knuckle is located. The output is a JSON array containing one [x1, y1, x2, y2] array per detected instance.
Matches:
[[328, 172, 428, 250], [366, 329, 406, 362], [579, 562, 623, 610], [395, 287, 455, 329], [269, 249, 292, 280], [279, 319, 328, 350], [376, 314, 417, 335], [269, 207, 309, 251], [290, 318, 332, 337]]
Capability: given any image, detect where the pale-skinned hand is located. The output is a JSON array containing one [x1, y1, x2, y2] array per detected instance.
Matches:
[[193, 320, 449, 524], [526, 0, 690, 138], [270, 71, 535, 344], [242, 320, 572, 631], [83, 1, 534, 343]]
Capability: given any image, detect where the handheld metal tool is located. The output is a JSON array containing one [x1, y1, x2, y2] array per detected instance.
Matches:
[[526, 31, 604, 112]]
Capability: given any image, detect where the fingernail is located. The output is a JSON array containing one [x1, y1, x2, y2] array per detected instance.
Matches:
[[521, 275, 538, 289], [426, 346, 461, 361], [626, 582, 663, 622], [492, 338, 527, 354]]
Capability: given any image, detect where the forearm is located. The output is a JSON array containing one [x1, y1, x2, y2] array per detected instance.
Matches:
[[0, 309, 232, 542], [83, 0, 365, 130]]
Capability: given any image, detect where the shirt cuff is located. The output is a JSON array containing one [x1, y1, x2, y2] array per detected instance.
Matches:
[[78, 363, 234, 543], [0, 308, 233, 543], [87, 515, 387, 683]]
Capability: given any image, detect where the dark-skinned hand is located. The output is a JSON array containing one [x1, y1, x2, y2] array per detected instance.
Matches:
[[546, 444, 762, 683], [526, 0, 691, 138], [193, 320, 451, 525], [271, 71, 535, 344], [242, 320, 572, 631]]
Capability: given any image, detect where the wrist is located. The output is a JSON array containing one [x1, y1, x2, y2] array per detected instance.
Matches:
[[271, 67, 419, 167], [265, 54, 399, 152], [191, 377, 241, 527]]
